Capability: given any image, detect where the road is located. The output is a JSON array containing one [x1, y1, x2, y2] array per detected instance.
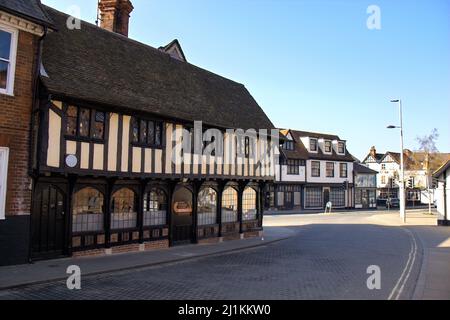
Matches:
[[0, 211, 431, 300]]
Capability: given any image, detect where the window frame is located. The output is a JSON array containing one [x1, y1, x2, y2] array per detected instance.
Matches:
[[326, 162, 335, 178], [0, 147, 9, 220], [337, 142, 346, 154], [0, 25, 18, 96], [311, 161, 321, 177], [282, 141, 294, 151], [64, 105, 106, 143], [287, 159, 300, 175], [131, 117, 164, 148], [324, 140, 332, 153], [310, 138, 318, 152], [340, 163, 348, 178]]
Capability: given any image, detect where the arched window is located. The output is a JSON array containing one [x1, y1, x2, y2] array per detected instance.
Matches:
[[221, 187, 238, 223], [72, 187, 104, 233], [198, 188, 217, 226], [111, 188, 137, 230], [243, 187, 258, 221], [143, 188, 167, 226]]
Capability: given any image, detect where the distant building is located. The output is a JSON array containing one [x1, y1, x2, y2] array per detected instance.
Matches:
[[267, 129, 355, 211], [362, 146, 450, 205], [353, 163, 377, 209]]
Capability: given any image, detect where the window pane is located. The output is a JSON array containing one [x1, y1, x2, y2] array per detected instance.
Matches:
[[222, 187, 238, 223], [0, 30, 11, 60], [72, 187, 104, 233], [155, 122, 162, 146], [0, 60, 8, 89], [140, 119, 147, 143], [111, 188, 137, 230], [92, 111, 105, 139], [147, 121, 155, 145], [143, 189, 167, 226], [198, 188, 217, 226], [66, 106, 78, 136], [79, 108, 90, 137], [131, 117, 139, 143], [243, 188, 257, 221]]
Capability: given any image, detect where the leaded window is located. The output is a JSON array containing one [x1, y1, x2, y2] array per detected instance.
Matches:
[[243, 187, 257, 221], [72, 187, 104, 233], [65, 105, 105, 141], [198, 188, 217, 226], [287, 159, 300, 175], [143, 189, 167, 226], [111, 188, 138, 230], [130, 117, 164, 147], [221, 187, 238, 223], [305, 187, 322, 208], [330, 188, 345, 207], [282, 141, 294, 151]]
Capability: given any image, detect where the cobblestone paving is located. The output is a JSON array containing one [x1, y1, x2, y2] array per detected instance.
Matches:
[[0, 223, 421, 300]]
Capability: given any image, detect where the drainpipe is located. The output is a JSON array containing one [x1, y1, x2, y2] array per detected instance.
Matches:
[[27, 26, 48, 264]]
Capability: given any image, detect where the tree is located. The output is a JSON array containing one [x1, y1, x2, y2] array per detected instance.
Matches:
[[414, 129, 440, 213]]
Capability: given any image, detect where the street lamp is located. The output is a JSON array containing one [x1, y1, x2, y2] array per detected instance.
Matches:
[[387, 99, 406, 223]]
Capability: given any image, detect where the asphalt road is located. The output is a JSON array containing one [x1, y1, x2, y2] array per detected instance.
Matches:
[[0, 212, 422, 300]]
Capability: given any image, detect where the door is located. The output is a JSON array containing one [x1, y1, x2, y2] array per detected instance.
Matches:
[[284, 192, 294, 209], [31, 185, 66, 259], [323, 188, 330, 208], [361, 190, 369, 209], [171, 187, 193, 245]]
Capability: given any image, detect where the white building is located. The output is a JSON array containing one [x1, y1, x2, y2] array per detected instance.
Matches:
[[433, 160, 450, 226], [268, 130, 355, 211], [362, 147, 450, 205]]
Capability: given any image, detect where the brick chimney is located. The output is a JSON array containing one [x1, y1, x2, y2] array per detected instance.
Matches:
[[98, 0, 134, 37], [370, 146, 377, 158]]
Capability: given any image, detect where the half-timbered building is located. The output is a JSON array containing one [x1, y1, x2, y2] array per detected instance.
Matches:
[[1, 0, 278, 264]]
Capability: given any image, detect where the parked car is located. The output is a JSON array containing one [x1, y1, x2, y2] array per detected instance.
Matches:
[[386, 198, 400, 208]]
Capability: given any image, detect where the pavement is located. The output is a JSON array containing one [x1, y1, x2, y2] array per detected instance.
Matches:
[[0, 226, 295, 290]]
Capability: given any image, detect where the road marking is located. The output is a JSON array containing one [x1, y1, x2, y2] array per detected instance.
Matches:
[[388, 228, 418, 300]]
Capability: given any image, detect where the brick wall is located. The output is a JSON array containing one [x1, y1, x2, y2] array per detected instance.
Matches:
[[0, 30, 38, 217]]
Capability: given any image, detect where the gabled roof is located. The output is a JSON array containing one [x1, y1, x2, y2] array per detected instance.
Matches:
[[159, 39, 187, 62], [281, 129, 354, 162], [40, 6, 274, 131], [279, 129, 309, 160], [354, 162, 378, 174], [433, 160, 450, 178], [362, 153, 384, 163], [0, 0, 54, 27]]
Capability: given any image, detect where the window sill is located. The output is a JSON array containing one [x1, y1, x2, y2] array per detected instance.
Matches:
[[131, 142, 164, 149], [65, 135, 105, 144], [0, 90, 14, 97]]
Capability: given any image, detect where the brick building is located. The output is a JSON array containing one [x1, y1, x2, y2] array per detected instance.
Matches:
[[0, 0, 54, 265]]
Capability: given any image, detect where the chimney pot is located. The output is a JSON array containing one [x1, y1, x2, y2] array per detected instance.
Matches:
[[98, 0, 134, 37]]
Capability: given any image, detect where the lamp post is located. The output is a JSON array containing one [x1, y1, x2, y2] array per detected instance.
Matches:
[[388, 99, 406, 223]]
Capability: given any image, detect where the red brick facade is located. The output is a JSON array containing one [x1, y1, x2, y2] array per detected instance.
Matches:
[[0, 30, 39, 217]]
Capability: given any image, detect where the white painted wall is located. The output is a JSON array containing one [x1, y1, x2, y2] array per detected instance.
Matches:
[[306, 160, 354, 184], [435, 170, 450, 222], [275, 164, 306, 182]]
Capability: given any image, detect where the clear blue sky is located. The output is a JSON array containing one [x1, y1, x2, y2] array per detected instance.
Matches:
[[42, 0, 450, 160]]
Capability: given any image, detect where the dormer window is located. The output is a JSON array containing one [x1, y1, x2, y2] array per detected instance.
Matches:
[[324, 141, 332, 153], [310, 138, 318, 152], [338, 142, 345, 154], [282, 141, 294, 151]]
